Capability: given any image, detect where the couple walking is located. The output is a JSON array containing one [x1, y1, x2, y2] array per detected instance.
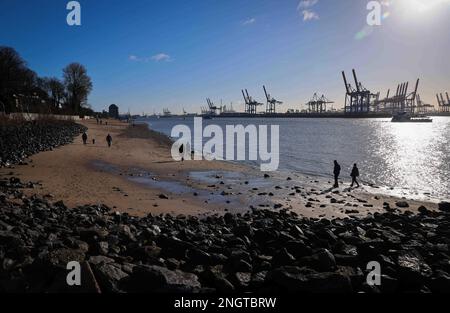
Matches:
[[82, 132, 113, 148], [333, 160, 360, 188]]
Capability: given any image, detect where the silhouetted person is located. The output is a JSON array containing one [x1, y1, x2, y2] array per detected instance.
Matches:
[[106, 134, 112, 148], [333, 160, 341, 188], [179, 144, 184, 162], [82, 132, 88, 145], [350, 163, 360, 188], [96, 117, 99, 125], [92, 138, 96, 145]]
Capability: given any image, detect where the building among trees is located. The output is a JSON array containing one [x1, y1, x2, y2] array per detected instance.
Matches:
[[109, 104, 119, 119], [0, 46, 93, 116]]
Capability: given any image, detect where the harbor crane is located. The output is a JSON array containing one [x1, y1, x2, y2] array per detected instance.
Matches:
[[204, 98, 222, 115], [378, 79, 420, 114], [342, 69, 377, 114], [306, 93, 334, 114], [436, 92, 450, 112], [415, 94, 433, 114], [263, 85, 282, 114], [241, 89, 263, 114]]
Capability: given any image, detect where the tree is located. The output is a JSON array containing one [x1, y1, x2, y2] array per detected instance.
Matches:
[[63, 63, 92, 114], [0, 46, 34, 113], [41, 77, 66, 112], [0, 46, 52, 114], [1, 47, 93, 115]]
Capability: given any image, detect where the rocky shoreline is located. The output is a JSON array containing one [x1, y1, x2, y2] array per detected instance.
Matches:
[[0, 120, 86, 167], [0, 176, 449, 293]]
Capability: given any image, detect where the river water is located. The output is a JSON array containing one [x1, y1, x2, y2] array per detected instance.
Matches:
[[139, 116, 450, 201]]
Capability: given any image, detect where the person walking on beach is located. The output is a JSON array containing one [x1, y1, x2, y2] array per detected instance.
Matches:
[[350, 163, 360, 188], [333, 160, 341, 188], [179, 144, 184, 162], [106, 134, 112, 148], [82, 132, 88, 145]]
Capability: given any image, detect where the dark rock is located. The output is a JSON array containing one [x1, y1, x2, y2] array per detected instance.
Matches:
[[233, 224, 254, 237], [124, 265, 201, 292], [0, 231, 23, 247], [250, 271, 268, 289], [232, 259, 253, 272], [272, 248, 296, 266], [396, 201, 409, 208], [165, 258, 180, 270], [92, 262, 128, 292], [187, 248, 212, 265], [199, 267, 234, 292], [47, 249, 86, 269], [229, 272, 251, 290], [134, 245, 162, 260], [78, 227, 109, 242], [300, 249, 336, 272], [438, 202, 450, 212], [418, 205, 430, 215], [379, 275, 399, 293], [285, 240, 311, 258], [268, 266, 352, 293], [95, 241, 109, 255], [397, 250, 432, 283], [223, 213, 236, 225], [429, 271, 450, 292], [88, 256, 115, 265]]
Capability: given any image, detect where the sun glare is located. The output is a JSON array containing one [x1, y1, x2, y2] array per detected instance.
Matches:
[[399, 0, 450, 14]]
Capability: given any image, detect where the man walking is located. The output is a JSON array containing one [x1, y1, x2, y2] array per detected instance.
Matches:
[[82, 132, 88, 145], [350, 163, 360, 188], [333, 160, 341, 188], [106, 134, 112, 148]]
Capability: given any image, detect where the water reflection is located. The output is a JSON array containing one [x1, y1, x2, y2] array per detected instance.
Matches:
[[144, 116, 450, 200]]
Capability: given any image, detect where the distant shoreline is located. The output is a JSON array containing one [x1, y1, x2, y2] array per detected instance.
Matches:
[[147, 111, 450, 119]]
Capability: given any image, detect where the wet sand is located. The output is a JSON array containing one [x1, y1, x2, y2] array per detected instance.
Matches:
[[0, 118, 439, 218]]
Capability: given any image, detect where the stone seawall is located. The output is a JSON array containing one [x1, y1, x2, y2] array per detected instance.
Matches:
[[0, 120, 86, 167]]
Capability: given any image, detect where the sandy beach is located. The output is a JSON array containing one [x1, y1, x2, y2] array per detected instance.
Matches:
[[0, 118, 439, 218]]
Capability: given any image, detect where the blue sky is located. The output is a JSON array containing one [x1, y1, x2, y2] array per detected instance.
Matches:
[[1, 0, 450, 114]]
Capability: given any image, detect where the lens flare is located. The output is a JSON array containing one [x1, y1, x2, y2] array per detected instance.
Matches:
[[355, 2, 391, 41]]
